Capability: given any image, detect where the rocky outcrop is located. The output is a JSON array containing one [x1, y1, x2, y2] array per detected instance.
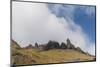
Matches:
[[66, 39, 75, 49], [35, 42, 39, 48], [44, 41, 60, 50], [34, 39, 77, 50], [60, 42, 67, 49], [12, 38, 84, 53]]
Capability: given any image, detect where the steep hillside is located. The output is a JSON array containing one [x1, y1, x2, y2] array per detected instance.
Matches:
[[11, 40, 95, 66]]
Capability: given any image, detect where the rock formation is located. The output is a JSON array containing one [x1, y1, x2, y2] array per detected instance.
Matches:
[[66, 39, 75, 49], [60, 42, 67, 49], [35, 42, 39, 48], [21, 38, 84, 52], [44, 40, 60, 50]]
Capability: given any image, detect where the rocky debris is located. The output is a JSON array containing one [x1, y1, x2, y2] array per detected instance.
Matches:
[[60, 42, 67, 49], [66, 39, 75, 49], [44, 41, 60, 50]]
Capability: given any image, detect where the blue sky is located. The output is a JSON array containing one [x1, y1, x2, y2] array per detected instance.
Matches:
[[74, 6, 96, 42], [48, 4, 96, 45]]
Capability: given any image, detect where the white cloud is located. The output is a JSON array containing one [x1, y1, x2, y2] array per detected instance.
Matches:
[[12, 2, 95, 55], [85, 43, 95, 55], [48, 4, 75, 19], [90, 44, 95, 55]]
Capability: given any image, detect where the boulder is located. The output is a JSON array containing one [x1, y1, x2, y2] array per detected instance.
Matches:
[[60, 42, 67, 49], [45, 40, 60, 50]]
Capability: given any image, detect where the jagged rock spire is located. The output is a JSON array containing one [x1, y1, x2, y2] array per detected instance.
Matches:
[[66, 38, 75, 49]]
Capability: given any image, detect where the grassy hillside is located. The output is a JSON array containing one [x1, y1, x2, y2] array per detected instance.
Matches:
[[11, 40, 95, 66]]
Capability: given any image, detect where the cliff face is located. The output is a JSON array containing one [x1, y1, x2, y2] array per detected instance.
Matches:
[[11, 39, 96, 66]]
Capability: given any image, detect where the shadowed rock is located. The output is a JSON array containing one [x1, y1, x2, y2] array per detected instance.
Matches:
[[60, 42, 67, 49], [35, 42, 39, 48], [44, 40, 60, 50], [66, 39, 75, 49]]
